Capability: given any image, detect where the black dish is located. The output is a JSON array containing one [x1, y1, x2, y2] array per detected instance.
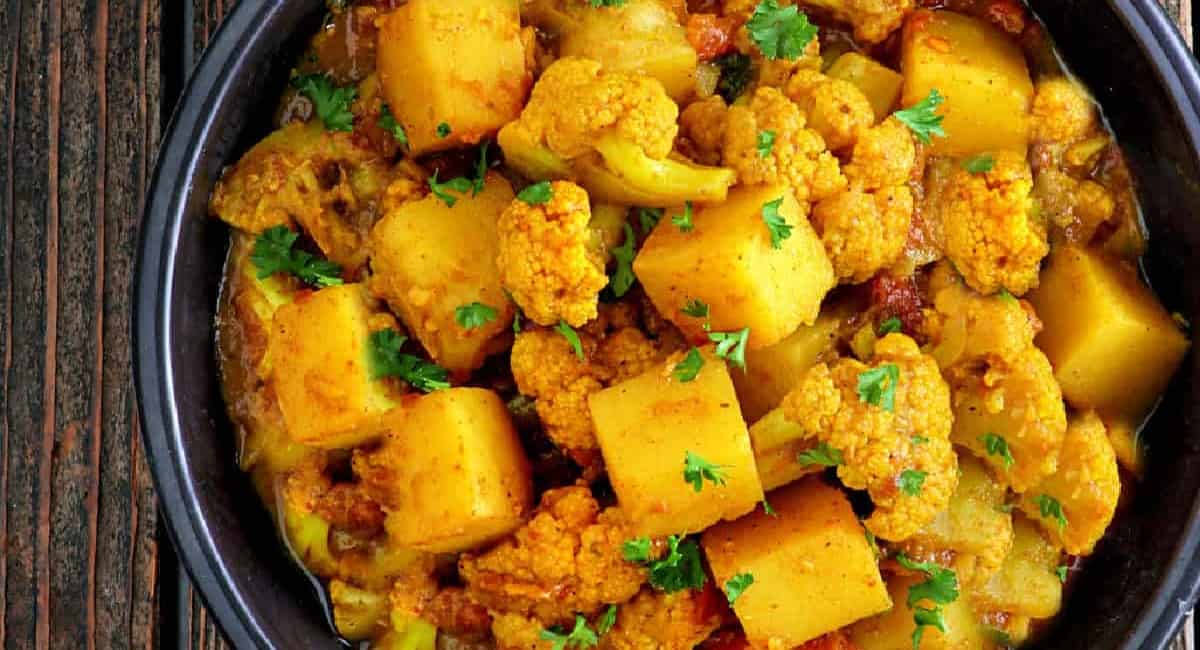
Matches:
[[134, 1, 1200, 647]]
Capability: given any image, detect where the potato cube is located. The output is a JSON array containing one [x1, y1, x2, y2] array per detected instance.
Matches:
[[732, 300, 853, 422], [972, 514, 1063, 618], [702, 478, 891, 647], [372, 388, 533, 553], [633, 185, 835, 350], [1028, 245, 1189, 423], [901, 10, 1034, 156], [748, 408, 821, 492], [849, 573, 986, 650], [1104, 416, 1145, 476], [1020, 411, 1120, 556], [589, 350, 763, 536], [267, 284, 402, 449], [557, 0, 698, 102], [827, 53, 905, 122], [369, 173, 516, 375], [377, 0, 528, 156]]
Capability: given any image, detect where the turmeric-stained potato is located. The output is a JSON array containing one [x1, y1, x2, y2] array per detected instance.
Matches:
[[900, 10, 1034, 156], [849, 572, 987, 650], [361, 388, 532, 553], [589, 349, 763, 537], [376, 0, 528, 156], [702, 478, 891, 648], [1104, 416, 1145, 476], [634, 185, 836, 350], [826, 53, 905, 122], [267, 284, 403, 449], [1029, 245, 1189, 423], [972, 514, 1064, 619], [369, 173, 515, 375], [748, 407, 822, 492], [1020, 411, 1120, 556], [731, 300, 852, 422]]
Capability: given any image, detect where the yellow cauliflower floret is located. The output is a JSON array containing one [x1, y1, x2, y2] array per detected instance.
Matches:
[[1034, 169, 1116, 245], [723, 87, 847, 202], [802, 0, 915, 43], [492, 612, 555, 650], [1031, 77, 1098, 144], [679, 96, 729, 166], [938, 151, 1048, 296], [503, 57, 678, 161], [599, 588, 724, 650], [843, 117, 918, 190], [460, 486, 646, 624], [497, 181, 608, 327], [781, 334, 957, 541], [785, 70, 875, 151]]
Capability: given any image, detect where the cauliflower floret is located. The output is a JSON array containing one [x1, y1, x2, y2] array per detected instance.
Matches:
[[460, 486, 647, 624], [784, 70, 875, 151], [492, 612, 555, 650], [1031, 77, 1098, 144], [283, 453, 385, 536], [800, 0, 915, 43], [723, 87, 847, 202], [1034, 169, 1116, 245], [937, 151, 1048, 296], [502, 57, 678, 161], [843, 117, 918, 190], [497, 181, 608, 327], [679, 96, 729, 166], [781, 334, 957, 541], [599, 588, 724, 650]]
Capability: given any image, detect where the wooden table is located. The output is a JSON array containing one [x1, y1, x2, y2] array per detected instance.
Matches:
[[0, 1, 1193, 648]]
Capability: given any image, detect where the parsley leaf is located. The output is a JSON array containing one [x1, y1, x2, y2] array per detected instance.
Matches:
[[672, 201, 694, 232], [715, 52, 753, 103], [1033, 494, 1069, 531], [518, 181, 554, 205], [962, 154, 995, 174], [797, 442, 844, 467], [368, 329, 451, 392], [762, 498, 778, 517], [436, 122, 451, 138], [596, 605, 618, 636], [590, 0, 628, 6], [683, 451, 728, 492], [250, 225, 344, 288], [979, 433, 1015, 470], [429, 170, 473, 207], [746, 0, 818, 61], [674, 348, 705, 383], [724, 573, 755, 605], [292, 73, 357, 132], [757, 130, 776, 158], [472, 142, 491, 196], [637, 207, 663, 234], [682, 299, 710, 319], [1056, 565, 1069, 583], [556, 321, 584, 360], [377, 103, 408, 147], [879, 317, 903, 335], [899, 469, 927, 496], [911, 435, 929, 445], [857, 363, 900, 412], [609, 224, 638, 299], [912, 605, 947, 650], [997, 288, 1017, 304], [455, 302, 498, 330], [709, 328, 750, 369], [896, 553, 960, 650], [622, 537, 652, 563], [893, 89, 946, 145], [646, 535, 707, 592], [540, 615, 598, 650], [761, 197, 792, 248]]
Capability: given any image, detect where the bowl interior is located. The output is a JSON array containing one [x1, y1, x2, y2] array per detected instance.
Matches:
[[138, 1, 1200, 647]]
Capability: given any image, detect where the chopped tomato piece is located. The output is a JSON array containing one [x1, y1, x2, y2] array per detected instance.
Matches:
[[687, 13, 738, 61]]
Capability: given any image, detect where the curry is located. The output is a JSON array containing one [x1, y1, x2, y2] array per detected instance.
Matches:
[[210, 0, 1191, 648]]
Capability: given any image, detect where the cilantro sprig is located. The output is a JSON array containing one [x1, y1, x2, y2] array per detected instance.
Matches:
[[672, 201, 694, 233], [896, 554, 960, 650], [637, 207, 663, 234], [609, 224, 638, 299], [429, 170, 473, 208], [761, 197, 792, 248], [378, 103, 408, 147], [724, 573, 755, 605], [893, 89, 946, 145], [709, 328, 750, 369], [715, 52, 752, 103], [979, 433, 1015, 470], [857, 363, 900, 412], [682, 299, 710, 320], [518, 181, 554, 205], [899, 469, 927, 496], [797, 442, 844, 467], [540, 615, 598, 650], [879, 317, 903, 335], [292, 73, 357, 132], [962, 153, 995, 174], [683, 451, 728, 492], [747, 0, 818, 61], [556, 321, 584, 360], [757, 130, 776, 158], [674, 348, 705, 383], [1033, 494, 1068, 531], [250, 225, 344, 288], [368, 329, 450, 392], [624, 535, 707, 593], [455, 302, 498, 330]]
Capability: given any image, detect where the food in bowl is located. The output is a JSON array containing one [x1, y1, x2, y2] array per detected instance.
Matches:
[[209, 0, 1191, 648]]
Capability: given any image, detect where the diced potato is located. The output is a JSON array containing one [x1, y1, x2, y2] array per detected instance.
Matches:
[[376, 616, 438, 650], [827, 53, 905, 122], [849, 573, 987, 650], [373, 388, 533, 553], [972, 514, 1063, 618], [732, 300, 853, 422], [702, 478, 891, 647], [377, 0, 529, 156], [634, 185, 836, 350], [1028, 245, 1189, 423], [267, 284, 403, 449], [369, 173, 516, 375], [900, 10, 1034, 156], [1104, 416, 1145, 476], [748, 408, 821, 492], [330, 581, 389, 641], [281, 503, 336, 575], [897, 455, 1013, 589], [556, 0, 698, 101], [589, 350, 763, 536], [1020, 411, 1120, 556]]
